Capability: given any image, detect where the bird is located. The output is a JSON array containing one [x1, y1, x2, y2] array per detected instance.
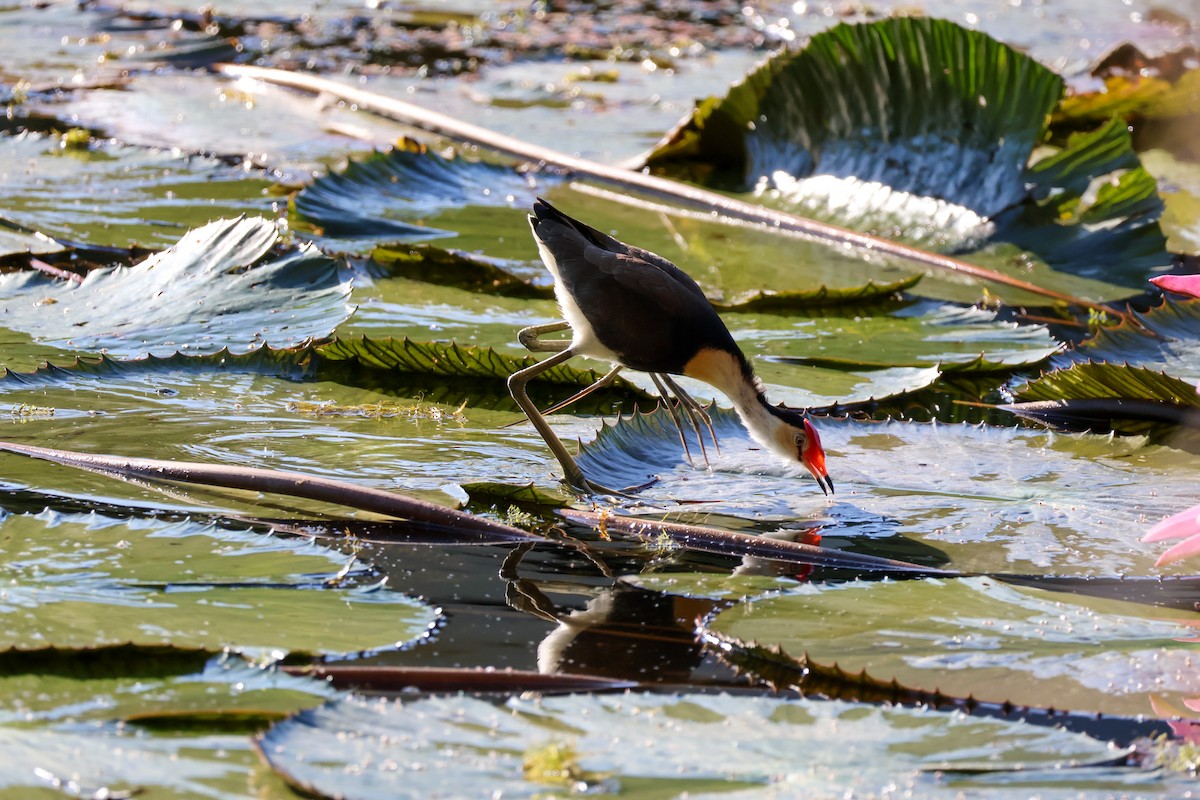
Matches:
[[507, 199, 833, 496]]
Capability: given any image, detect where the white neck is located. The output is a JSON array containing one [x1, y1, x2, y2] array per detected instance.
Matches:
[[684, 347, 787, 457]]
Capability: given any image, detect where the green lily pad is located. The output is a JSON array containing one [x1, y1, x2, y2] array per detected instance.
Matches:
[[293, 141, 565, 249], [0, 646, 335, 726], [0, 726, 256, 799], [1006, 362, 1200, 450], [0, 342, 621, 507], [646, 18, 1061, 219], [575, 410, 1200, 575], [705, 575, 1200, 717], [256, 691, 1136, 799], [765, 301, 1060, 373], [370, 243, 555, 298], [1054, 296, 1200, 383], [0, 130, 272, 251], [0, 510, 438, 656], [0, 217, 352, 359], [643, 18, 1167, 299]]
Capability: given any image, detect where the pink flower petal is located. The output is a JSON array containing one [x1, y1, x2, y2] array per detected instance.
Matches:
[[1150, 274, 1200, 299], [1155, 532, 1200, 567], [1142, 505, 1200, 543]]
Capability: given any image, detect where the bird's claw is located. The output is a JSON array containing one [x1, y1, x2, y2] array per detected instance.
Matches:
[[566, 473, 658, 498]]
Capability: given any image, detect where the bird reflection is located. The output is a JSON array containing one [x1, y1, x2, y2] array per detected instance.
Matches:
[[501, 528, 822, 683]]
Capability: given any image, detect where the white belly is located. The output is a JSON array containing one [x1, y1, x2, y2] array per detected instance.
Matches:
[[536, 238, 622, 364]]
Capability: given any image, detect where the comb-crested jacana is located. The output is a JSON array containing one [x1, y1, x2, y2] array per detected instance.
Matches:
[[507, 199, 832, 496]]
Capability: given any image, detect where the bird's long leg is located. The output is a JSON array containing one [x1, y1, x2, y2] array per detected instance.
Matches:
[[518, 321, 571, 353], [537, 366, 623, 417], [508, 347, 588, 488], [658, 374, 720, 457], [649, 372, 696, 467], [508, 348, 648, 496], [499, 365, 623, 430]]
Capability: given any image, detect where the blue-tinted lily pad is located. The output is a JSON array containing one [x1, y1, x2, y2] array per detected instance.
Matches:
[[0, 217, 352, 359]]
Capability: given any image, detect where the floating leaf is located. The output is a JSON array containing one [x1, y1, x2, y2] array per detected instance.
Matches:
[[0, 510, 439, 656], [1006, 362, 1200, 447], [997, 116, 1166, 282], [0, 642, 216, 679], [648, 19, 1059, 214], [293, 140, 564, 246], [0, 335, 649, 403], [711, 274, 920, 311], [644, 18, 1166, 296], [370, 243, 554, 298], [765, 302, 1060, 373], [0, 217, 353, 358], [575, 410, 1200, 575], [256, 691, 1133, 799], [0, 216, 64, 259], [314, 335, 650, 394], [1053, 296, 1200, 384], [704, 575, 1200, 717], [1054, 45, 1200, 127], [0, 726, 256, 798], [0, 654, 335, 795], [0, 130, 271, 250]]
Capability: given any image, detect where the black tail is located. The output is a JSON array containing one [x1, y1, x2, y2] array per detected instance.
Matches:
[[530, 198, 618, 251]]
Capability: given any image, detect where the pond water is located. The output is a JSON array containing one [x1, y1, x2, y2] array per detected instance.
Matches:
[[2, 0, 1200, 797]]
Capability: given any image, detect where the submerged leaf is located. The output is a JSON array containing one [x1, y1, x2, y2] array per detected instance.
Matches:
[[256, 691, 1130, 799], [0, 217, 352, 358]]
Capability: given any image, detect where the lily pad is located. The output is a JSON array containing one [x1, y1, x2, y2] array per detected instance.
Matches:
[[643, 18, 1167, 298], [704, 575, 1200, 717], [575, 410, 1200, 575], [1006, 362, 1200, 450], [0, 725, 257, 799], [0, 130, 272, 250], [1053, 296, 1200, 384], [0, 646, 335, 726], [0, 509, 438, 656], [0, 216, 352, 359], [764, 301, 1060, 373], [646, 18, 1060, 217], [0, 216, 64, 259], [293, 140, 564, 249], [370, 243, 555, 298], [256, 691, 1136, 799]]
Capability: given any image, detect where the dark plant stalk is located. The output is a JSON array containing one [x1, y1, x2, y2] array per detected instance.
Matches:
[[558, 508, 955, 576], [216, 63, 1131, 323], [0, 441, 538, 542]]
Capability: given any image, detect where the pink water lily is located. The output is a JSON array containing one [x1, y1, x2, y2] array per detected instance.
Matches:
[[1150, 274, 1200, 298], [1143, 506, 1200, 566]]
